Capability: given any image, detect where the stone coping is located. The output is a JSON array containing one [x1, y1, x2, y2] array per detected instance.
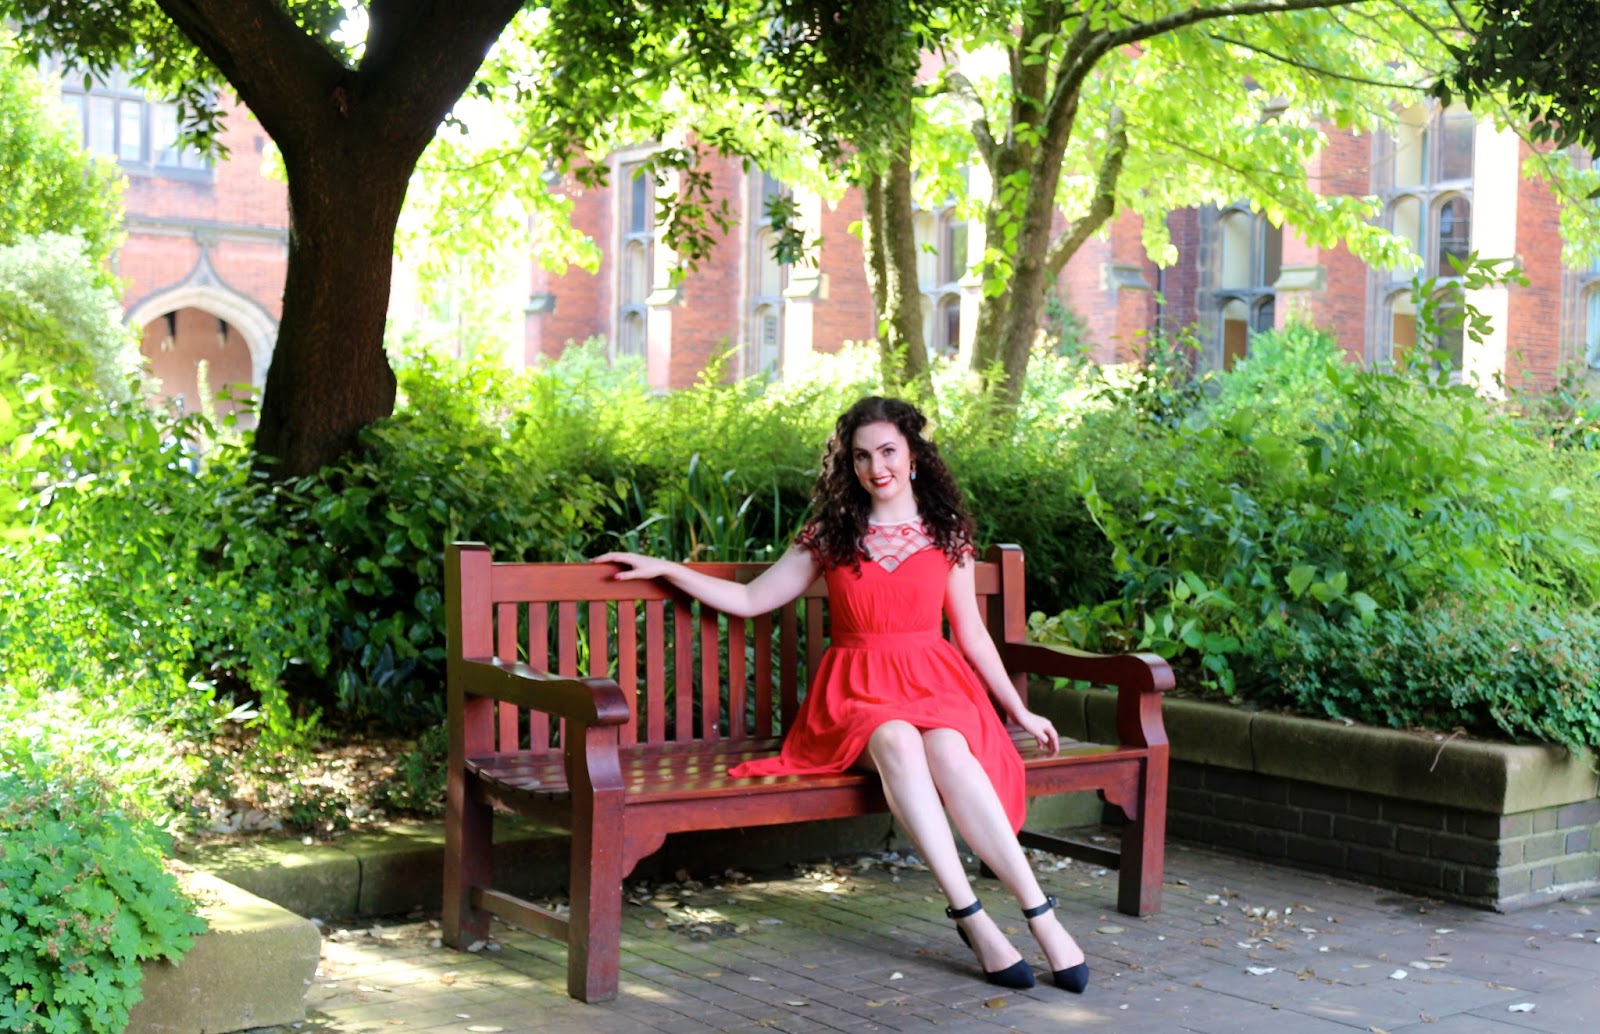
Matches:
[[129, 871, 320, 1034], [1050, 686, 1598, 816]]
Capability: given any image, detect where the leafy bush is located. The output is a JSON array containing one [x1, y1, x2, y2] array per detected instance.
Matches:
[[0, 365, 327, 748], [0, 699, 205, 1034], [0, 235, 143, 401], [1255, 596, 1600, 755], [1050, 322, 1600, 754]]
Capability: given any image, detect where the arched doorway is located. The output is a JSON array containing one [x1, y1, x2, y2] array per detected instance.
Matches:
[[126, 285, 277, 429]]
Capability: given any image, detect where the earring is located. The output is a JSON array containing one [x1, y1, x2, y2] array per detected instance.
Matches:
[[911, 469, 918, 480]]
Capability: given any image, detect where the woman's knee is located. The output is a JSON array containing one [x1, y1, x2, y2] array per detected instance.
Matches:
[[921, 727, 978, 771], [867, 720, 925, 768]]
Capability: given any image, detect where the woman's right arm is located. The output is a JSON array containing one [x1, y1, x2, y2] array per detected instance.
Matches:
[[590, 543, 820, 618]]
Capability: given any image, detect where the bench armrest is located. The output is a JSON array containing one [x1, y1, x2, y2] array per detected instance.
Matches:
[[1003, 641, 1173, 751], [1003, 642, 1174, 695], [450, 656, 630, 726]]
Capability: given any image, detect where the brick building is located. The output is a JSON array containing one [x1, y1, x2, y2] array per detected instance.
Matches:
[[49, 62, 289, 425], [527, 102, 1592, 395]]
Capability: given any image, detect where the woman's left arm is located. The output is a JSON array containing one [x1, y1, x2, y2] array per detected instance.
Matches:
[[944, 557, 1060, 755]]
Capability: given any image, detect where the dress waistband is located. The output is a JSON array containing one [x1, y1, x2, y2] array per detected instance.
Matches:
[[830, 630, 944, 649]]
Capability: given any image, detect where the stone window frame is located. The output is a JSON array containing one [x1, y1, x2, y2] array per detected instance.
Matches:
[[1209, 204, 1282, 370], [1369, 103, 1476, 372], [746, 171, 788, 379], [615, 157, 655, 362]]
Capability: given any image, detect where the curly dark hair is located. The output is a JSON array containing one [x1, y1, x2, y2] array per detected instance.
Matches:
[[802, 396, 975, 571]]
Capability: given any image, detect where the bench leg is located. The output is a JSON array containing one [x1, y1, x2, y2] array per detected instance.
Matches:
[[566, 791, 626, 1002], [442, 780, 493, 948], [1117, 767, 1168, 917]]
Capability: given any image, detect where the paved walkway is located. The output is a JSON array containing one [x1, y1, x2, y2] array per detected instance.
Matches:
[[251, 840, 1600, 1034]]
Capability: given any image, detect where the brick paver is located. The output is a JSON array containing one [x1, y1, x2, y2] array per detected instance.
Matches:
[[247, 840, 1600, 1033]]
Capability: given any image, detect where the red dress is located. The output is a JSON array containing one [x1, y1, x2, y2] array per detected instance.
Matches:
[[728, 524, 1027, 833]]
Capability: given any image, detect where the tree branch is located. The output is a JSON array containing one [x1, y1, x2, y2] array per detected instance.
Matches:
[[154, 0, 352, 147], [1046, 107, 1128, 277], [945, 71, 998, 170], [1049, 0, 1374, 135], [1204, 31, 1422, 90]]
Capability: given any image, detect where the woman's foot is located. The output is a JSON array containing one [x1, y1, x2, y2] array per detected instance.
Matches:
[[945, 899, 1034, 989], [1023, 896, 1089, 993]]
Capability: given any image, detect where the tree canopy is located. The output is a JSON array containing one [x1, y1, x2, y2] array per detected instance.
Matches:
[[1442, 1, 1600, 153]]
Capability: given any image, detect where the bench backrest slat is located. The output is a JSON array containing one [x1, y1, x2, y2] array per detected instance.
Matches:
[[618, 600, 638, 746], [645, 600, 666, 742], [448, 544, 1025, 753]]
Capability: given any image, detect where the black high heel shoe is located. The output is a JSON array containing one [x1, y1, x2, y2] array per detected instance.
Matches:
[[945, 899, 1035, 989], [1022, 895, 1089, 993]]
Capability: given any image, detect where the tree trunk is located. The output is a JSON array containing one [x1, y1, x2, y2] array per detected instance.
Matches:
[[252, 158, 410, 475], [152, 0, 525, 477]]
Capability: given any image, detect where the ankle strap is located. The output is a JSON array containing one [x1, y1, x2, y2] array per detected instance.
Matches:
[[944, 898, 983, 920], [1021, 894, 1059, 920]]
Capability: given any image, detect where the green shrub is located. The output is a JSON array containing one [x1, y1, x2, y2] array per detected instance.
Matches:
[[1254, 596, 1600, 755], [0, 369, 327, 748], [0, 235, 143, 402], [0, 701, 205, 1034], [1060, 322, 1600, 704]]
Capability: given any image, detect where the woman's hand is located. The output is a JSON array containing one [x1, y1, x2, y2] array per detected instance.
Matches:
[[1015, 709, 1060, 756], [591, 551, 675, 581]]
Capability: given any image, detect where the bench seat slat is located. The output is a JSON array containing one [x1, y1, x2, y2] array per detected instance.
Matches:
[[467, 730, 1143, 804]]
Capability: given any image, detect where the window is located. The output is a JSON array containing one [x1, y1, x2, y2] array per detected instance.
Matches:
[[49, 61, 209, 176], [913, 206, 970, 358], [747, 171, 789, 377], [937, 293, 962, 358], [1576, 254, 1600, 370], [1374, 103, 1477, 369], [616, 162, 654, 361], [1212, 207, 1281, 369]]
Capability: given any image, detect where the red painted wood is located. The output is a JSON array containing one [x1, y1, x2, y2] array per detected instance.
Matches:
[[527, 603, 551, 753], [672, 603, 692, 740], [779, 603, 799, 731], [496, 602, 520, 751], [754, 612, 773, 737], [618, 601, 638, 746], [645, 600, 665, 742], [699, 605, 720, 739], [728, 617, 747, 739]]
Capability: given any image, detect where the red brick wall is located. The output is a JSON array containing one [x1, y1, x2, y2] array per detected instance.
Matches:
[[811, 192, 874, 351], [527, 167, 611, 363], [1286, 128, 1371, 359], [1507, 140, 1563, 389], [117, 94, 287, 319], [1161, 209, 1201, 337], [667, 155, 743, 387]]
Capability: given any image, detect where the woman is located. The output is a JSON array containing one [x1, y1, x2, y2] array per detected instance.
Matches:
[[593, 396, 1088, 993]]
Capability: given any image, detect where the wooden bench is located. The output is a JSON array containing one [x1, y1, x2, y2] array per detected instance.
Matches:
[[441, 541, 1173, 1002]]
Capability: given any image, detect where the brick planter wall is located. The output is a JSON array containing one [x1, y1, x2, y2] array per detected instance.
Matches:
[[1041, 687, 1600, 912]]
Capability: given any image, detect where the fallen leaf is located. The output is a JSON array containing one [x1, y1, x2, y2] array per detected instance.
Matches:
[[784, 1000, 809, 1007], [984, 996, 1008, 1009], [865, 1001, 885, 1008], [1098, 925, 1125, 935], [466, 1027, 505, 1033]]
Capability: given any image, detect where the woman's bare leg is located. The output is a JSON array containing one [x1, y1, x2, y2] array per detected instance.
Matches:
[[921, 728, 1085, 972], [863, 721, 1023, 973]]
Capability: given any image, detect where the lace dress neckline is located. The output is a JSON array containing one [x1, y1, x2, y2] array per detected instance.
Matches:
[[861, 521, 934, 573]]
